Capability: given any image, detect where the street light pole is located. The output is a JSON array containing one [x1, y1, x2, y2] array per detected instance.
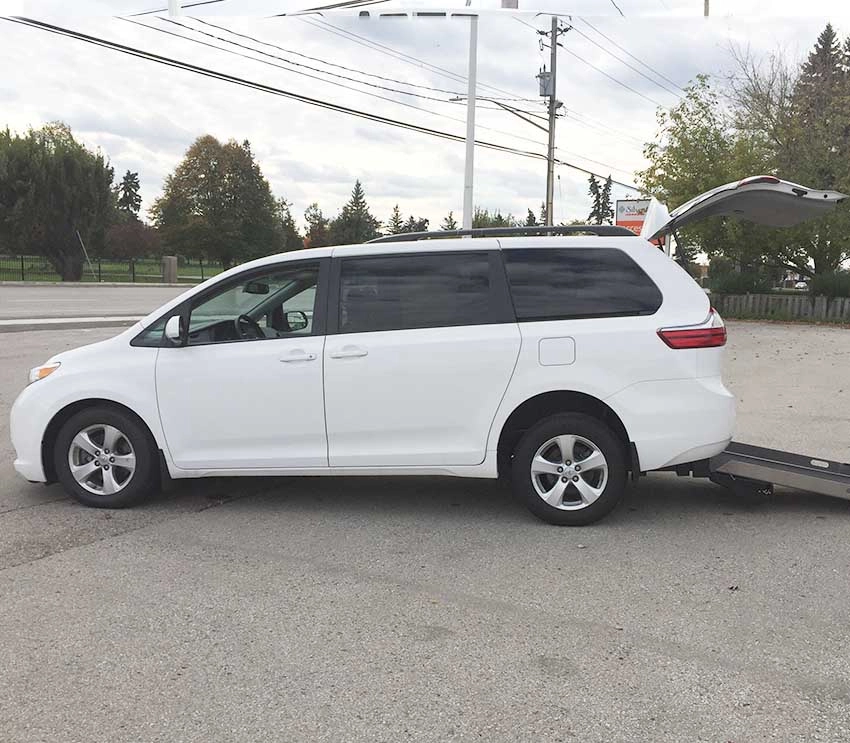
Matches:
[[462, 15, 478, 231], [168, 0, 182, 16], [545, 15, 558, 226], [704, 0, 709, 16]]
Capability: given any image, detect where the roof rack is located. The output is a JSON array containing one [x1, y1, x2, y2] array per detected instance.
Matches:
[[367, 225, 636, 244]]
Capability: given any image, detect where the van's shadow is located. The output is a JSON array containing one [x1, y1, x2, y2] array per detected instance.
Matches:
[[163, 471, 850, 526]]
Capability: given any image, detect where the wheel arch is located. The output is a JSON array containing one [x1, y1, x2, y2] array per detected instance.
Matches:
[[41, 398, 163, 484], [496, 390, 636, 479]]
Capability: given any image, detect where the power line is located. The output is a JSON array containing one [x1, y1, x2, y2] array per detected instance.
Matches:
[[568, 23, 682, 99], [579, 17, 684, 93], [607, 0, 626, 17], [124, 17, 550, 149], [129, 0, 226, 16], [2, 16, 638, 189]]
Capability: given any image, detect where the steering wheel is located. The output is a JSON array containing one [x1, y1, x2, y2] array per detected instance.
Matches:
[[234, 314, 264, 340]]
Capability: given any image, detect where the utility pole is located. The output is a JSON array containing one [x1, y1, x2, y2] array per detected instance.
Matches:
[[704, 0, 709, 16], [544, 16, 558, 226], [168, 0, 182, 16], [462, 15, 478, 231]]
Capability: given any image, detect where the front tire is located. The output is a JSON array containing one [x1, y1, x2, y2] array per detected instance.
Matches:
[[511, 413, 627, 525], [54, 406, 159, 508]]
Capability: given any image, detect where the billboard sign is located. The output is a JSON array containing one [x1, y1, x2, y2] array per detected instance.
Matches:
[[615, 199, 651, 236]]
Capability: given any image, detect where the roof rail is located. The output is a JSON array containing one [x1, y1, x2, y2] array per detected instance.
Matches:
[[367, 225, 636, 244]]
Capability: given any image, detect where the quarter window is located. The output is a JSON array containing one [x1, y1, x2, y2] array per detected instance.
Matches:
[[503, 248, 662, 321], [338, 252, 492, 334]]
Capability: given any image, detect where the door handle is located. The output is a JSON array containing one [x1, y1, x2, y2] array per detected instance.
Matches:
[[329, 346, 368, 359], [279, 351, 316, 362]]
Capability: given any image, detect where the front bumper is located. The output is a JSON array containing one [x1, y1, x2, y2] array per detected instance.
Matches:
[[10, 384, 48, 483]]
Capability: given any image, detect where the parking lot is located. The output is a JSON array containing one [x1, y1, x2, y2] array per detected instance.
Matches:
[[1, 321, 849, 742]]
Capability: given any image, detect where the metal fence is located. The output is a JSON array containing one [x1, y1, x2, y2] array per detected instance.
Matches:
[[0, 255, 224, 284], [712, 293, 850, 321]]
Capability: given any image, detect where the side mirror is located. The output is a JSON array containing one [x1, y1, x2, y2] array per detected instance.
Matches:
[[164, 315, 183, 345], [285, 310, 309, 331]]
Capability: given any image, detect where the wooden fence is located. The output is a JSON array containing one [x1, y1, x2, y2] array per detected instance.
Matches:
[[711, 293, 850, 322]]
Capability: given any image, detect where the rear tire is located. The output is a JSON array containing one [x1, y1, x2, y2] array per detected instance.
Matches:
[[511, 413, 627, 526], [54, 406, 159, 508]]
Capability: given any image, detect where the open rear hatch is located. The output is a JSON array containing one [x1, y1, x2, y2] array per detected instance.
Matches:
[[641, 176, 847, 242]]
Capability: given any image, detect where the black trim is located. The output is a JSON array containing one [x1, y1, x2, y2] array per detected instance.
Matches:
[[367, 225, 636, 243], [131, 257, 330, 348], [488, 251, 515, 324]]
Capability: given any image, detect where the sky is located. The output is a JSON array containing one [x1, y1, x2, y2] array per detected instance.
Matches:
[[1, 1, 849, 233]]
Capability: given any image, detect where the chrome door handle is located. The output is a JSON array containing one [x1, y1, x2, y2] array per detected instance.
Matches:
[[329, 346, 368, 359], [280, 351, 316, 362]]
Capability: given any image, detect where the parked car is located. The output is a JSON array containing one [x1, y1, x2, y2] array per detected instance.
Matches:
[[10, 177, 846, 525], [794, 281, 809, 290]]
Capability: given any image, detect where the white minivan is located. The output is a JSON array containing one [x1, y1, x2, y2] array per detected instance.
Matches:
[[9, 177, 845, 524]]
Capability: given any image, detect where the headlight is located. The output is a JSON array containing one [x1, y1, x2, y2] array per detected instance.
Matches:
[[28, 362, 61, 384]]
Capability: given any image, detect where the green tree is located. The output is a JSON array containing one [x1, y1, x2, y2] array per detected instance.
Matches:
[[0, 122, 114, 280], [276, 198, 303, 252], [116, 170, 142, 218], [588, 174, 614, 225], [524, 208, 538, 227], [304, 203, 330, 248], [104, 220, 161, 260], [539, 202, 547, 226], [330, 180, 381, 244], [473, 207, 516, 228], [401, 215, 429, 233], [150, 135, 281, 268], [387, 204, 404, 234], [441, 211, 458, 230]]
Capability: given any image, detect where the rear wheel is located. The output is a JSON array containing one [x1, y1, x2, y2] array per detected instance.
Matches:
[[54, 407, 158, 508], [511, 413, 627, 525]]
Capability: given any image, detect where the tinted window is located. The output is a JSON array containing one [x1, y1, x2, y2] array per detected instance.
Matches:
[[503, 248, 662, 321], [339, 252, 492, 333]]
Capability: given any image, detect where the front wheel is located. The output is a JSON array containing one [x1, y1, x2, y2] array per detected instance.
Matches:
[[54, 406, 159, 508], [511, 413, 627, 526]]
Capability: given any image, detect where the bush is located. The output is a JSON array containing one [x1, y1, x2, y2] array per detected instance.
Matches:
[[810, 271, 850, 298], [710, 271, 773, 294]]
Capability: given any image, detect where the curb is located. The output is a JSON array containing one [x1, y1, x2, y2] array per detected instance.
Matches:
[[0, 317, 141, 333]]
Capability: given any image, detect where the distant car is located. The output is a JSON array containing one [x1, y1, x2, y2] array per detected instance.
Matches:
[[9, 176, 847, 525], [794, 281, 809, 290]]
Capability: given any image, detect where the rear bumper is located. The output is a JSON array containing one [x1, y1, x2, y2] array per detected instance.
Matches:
[[607, 376, 735, 472]]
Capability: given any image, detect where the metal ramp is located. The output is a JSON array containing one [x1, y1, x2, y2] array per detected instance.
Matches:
[[709, 442, 850, 501]]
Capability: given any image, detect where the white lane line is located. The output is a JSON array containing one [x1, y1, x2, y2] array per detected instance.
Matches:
[[0, 316, 142, 326]]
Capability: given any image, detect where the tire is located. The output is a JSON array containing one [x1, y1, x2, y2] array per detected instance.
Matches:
[[511, 413, 627, 526], [54, 406, 159, 508]]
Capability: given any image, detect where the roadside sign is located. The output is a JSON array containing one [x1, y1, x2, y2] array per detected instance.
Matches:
[[615, 199, 651, 235]]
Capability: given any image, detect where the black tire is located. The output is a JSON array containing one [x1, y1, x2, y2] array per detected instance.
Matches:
[[511, 413, 627, 526], [54, 406, 159, 508]]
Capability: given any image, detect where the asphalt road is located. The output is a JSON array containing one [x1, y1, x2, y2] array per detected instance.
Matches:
[[1, 322, 849, 742], [0, 284, 186, 320]]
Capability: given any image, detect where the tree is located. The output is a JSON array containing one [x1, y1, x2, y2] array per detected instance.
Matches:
[[441, 211, 458, 230], [524, 208, 538, 227], [387, 204, 404, 235], [587, 174, 614, 225], [150, 135, 281, 268], [104, 220, 161, 260], [473, 207, 516, 228], [401, 215, 429, 233], [304, 203, 330, 248], [0, 122, 114, 280], [329, 180, 381, 244], [116, 170, 142, 218], [539, 202, 547, 226], [276, 198, 303, 251]]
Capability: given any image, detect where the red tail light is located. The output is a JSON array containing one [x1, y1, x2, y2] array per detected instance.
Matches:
[[658, 309, 727, 349]]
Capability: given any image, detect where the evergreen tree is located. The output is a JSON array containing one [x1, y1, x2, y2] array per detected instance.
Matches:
[[539, 202, 547, 226], [277, 198, 303, 251], [587, 175, 602, 224], [330, 180, 381, 244], [387, 204, 404, 234], [116, 170, 142, 217], [402, 215, 429, 233], [304, 203, 330, 248], [525, 208, 538, 227], [0, 122, 114, 280], [600, 176, 614, 225], [151, 135, 281, 268], [441, 211, 458, 230]]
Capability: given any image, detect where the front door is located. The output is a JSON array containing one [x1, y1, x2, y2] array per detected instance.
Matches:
[[155, 259, 329, 470], [323, 250, 521, 467]]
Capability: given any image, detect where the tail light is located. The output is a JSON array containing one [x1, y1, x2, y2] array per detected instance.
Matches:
[[658, 309, 727, 349]]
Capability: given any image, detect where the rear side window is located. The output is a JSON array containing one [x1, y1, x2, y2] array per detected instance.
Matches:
[[338, 252, 492, 333], [503, 248, 662, 321]]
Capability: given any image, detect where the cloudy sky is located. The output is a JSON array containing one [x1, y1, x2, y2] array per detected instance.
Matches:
[[1, 1, 849, 232]]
